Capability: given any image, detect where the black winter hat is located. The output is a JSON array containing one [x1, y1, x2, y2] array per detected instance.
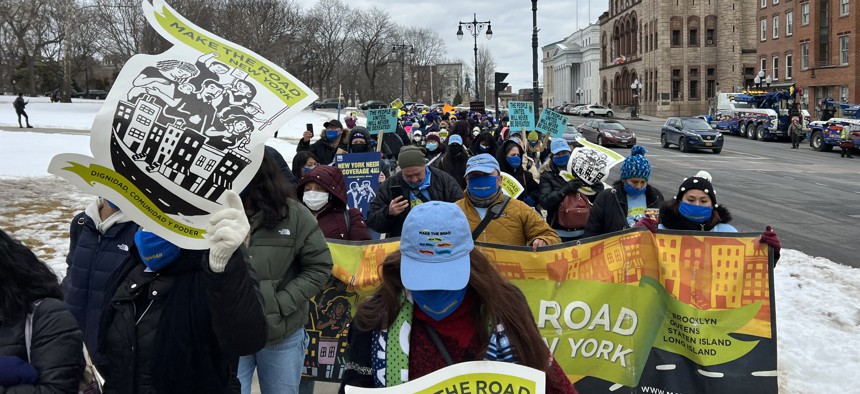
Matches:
[[675, 170, 718, 205]]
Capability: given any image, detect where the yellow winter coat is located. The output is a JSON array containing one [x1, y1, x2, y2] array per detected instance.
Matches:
[[456, 193, 561, 247]]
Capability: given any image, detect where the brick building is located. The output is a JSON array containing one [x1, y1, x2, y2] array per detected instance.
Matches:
[[599, 0, 759, 117], [760, 0, 860, 117]]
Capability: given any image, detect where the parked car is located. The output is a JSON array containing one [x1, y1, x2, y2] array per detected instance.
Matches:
[[661, 116, 724, 154], [581, 104, 613, 117], [359, 100, 388, 110], [561, 104, 576, 115], [81, 89, 108, 99], [314, 98, 342, 109], [560, 121, 585, 149], [578, 119, 636, 147], [571, 105, 589, 116]]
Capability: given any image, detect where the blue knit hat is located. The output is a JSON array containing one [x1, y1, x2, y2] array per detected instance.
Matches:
[[620, 145, 651, 180]]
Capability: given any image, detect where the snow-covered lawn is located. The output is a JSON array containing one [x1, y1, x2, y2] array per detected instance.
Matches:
[[0, 100, 857, 393]]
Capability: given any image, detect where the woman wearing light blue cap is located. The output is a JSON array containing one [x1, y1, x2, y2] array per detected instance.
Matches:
[[339, 202, 577, 394]]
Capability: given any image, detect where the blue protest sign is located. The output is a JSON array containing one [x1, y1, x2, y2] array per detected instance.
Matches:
[[366, 108, 398, 135], [334, 152, 382, 220], [536, 109, 567, 138], [507, 101, 535, 132]]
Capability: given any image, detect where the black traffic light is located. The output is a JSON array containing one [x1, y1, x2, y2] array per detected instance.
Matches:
[[495, 72, 509, 93]]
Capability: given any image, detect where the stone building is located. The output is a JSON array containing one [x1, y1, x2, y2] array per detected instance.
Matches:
[[599, 0, 759, 117], [542, 23, 601, 108], [758, 0, 860, 117]]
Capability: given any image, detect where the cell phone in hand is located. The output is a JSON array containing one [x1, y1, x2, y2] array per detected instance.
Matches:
[[390, 184, 403, 198], [306, 123, 314, 132]]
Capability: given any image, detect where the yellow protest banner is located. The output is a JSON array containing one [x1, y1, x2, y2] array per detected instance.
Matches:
[[344, 361, 545, 394], [500, 172, 525, 198]]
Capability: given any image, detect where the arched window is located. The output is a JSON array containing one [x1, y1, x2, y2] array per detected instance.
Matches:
[[687, 16, 700, 47], [705, 15, 718, 46], [670, 17, 683, 47], [631, 14, 638, 54], [602, 32, 608, 66]]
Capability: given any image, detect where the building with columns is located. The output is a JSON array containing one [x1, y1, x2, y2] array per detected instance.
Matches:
[[599, 0, 759, 117], [542, 23, 601, 109]]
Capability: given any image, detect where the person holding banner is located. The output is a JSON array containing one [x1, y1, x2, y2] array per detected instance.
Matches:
[[585, 146, 664, 237], [339, 202, 576, 393], [98, 191, 267, 394], [456, 154, 559, 249], [647, 171, 782, 262], [540, 139, 605, 241], [237, 152, 334, 394], [367, 147, 463, 237], [496, 139, 540, 209]]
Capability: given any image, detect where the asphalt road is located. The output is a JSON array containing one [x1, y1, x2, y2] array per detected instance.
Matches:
[[570, 115, 860, 268]]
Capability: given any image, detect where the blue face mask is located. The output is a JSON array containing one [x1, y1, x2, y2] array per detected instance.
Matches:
[[134, 229, 181, 271], [479, 144, 489, 152], [467, 175, 499, 198], [529, 141, 538, 147], [302, 167, 313, 174], [325, 130, 339, 141], [679, 201, 713, 223], [506, 155, 522, 168], [412, 288, 467, 321], [552, 155, 570, 168], [426, 143, 438, 152], [624, 183, 646, 196]]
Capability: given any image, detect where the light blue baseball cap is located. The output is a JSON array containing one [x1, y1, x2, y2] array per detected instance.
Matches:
[[400, 202, 473, 291], [448, 134, 463, 145], [465, 153, 500, 176], [550, 138, 571, 154]]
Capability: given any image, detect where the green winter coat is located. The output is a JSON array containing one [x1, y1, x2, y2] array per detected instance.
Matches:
[[247, 198, 333, 346]]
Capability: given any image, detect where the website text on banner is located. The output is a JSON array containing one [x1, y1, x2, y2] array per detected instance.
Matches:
[[324, 229, 777, 394]]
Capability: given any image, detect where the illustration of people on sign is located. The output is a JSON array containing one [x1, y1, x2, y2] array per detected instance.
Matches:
[[359, 180, 375, 205], [127, 60, 199, 104], [348, 182, 361, 208], [316, 296, 352, 337], [189, 52, 232, 87], [204, 114, 255, 153]]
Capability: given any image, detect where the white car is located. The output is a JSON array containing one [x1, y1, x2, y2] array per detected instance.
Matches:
[[582, 105, 614, 118]]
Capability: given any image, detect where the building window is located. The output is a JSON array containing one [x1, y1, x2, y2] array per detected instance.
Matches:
[[688, 16, 700, 47], [773, 16, 779, 38], [841, 86, 849, 102], [761, 0, 767, 8], [129, 128, 145, 140], [706, 29, 715, 45], [706, 67, 716, 98], [840, 36, 850, 65], [689, 68, 700, 100], [773, 56, 779, 79], [672, 30, 681, 47], [672, 68, 682, 100], [841, 0, 849, 16], [689, 28, 699, 46], [786, 11, 793, 36], [135, 114, 152, 127], [761, 58, 767, 73], [773, 0, 779, 4], [760, 19, 767, 41], [801, 43, 809, 69], [195, 156, 206, 167], [801, 2, 810, 25], [786, 54, 793, 79], [671, 17, 682, 47]]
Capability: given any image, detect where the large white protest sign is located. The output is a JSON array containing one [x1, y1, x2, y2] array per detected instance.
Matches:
[[344, 361, 545, 394], [48, 0, 316, 249]]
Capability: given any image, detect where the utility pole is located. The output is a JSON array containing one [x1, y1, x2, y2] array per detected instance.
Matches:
[[531, 0, 540, 121]]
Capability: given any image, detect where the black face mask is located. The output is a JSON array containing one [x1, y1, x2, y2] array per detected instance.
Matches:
[[351, 144, 368, 153]]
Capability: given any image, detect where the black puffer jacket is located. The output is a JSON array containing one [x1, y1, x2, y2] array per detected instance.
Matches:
[[98, 248, 266, 394], [0, 299, 84, 394], [539, 162, 604, 230], [584, 181, 665, 237], [496, 140, 540, 207], [367, 166, 464, 237]]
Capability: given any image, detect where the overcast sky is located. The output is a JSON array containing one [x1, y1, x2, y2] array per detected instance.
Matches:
[[322, 0, 608, 92]]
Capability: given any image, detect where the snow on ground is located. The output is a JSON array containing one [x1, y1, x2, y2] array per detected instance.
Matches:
[[0, 103, 857, 392], [0, 95, 103, 130]]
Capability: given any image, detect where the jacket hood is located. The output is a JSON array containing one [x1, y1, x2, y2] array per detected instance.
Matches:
[[659, 199, 733, 231], [297, 165, 348, 206], [496, 140, 524, 174], [85, 198, 132, 234]]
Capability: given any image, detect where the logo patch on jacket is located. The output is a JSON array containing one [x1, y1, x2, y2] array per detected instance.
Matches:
[[279, 228, 291, 236], [117, 244, 129, 252]]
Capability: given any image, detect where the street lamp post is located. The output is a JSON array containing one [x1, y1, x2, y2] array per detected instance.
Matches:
[[630, 79, 642, 119], [531, 0, 540, 121], [755, 69, 765, 89], [457, 13, 492, 102], [390, 44, 414, 100]]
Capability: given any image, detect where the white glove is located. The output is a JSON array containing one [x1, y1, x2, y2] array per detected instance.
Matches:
[[207, 190, 250, 273]]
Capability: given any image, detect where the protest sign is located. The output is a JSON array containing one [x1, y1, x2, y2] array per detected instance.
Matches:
[[321, 229, 778, 393], [508, 101, 536, 131], [366, 108, 398, 135], [390, 99, 403, 109], [48, 1, 316, 249], [500, 172, 524, 198], [334, 153, 381, 220], [536, 109, 567, 138], [344, 361, 546, 394], [470, 101, 486, 113], [565, 137, 625, 186]]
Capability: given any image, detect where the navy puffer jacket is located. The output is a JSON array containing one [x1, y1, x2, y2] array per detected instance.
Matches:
[[63, 203, 137, 363]]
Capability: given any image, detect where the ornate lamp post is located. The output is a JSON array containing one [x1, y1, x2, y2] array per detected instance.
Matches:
[[630, 79, 642, 119], [457, 13, 492, 101], [390, 44, 415, 100]]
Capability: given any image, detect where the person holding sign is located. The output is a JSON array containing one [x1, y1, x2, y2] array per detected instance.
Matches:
[[585, 146, 665, 237], [98, 191, 267, 393], [496, 139, 540, 209], [339, 202, 576, 393], [367, 147, 463, 237], [539, 139, 605, 241], [455, 154, 559, 249]]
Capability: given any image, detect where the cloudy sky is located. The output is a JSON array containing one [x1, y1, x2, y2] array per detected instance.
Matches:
[[329, 0, 608, 92]]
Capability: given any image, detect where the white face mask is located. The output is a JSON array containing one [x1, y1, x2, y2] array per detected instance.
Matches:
[[303, 191, 329, 211]]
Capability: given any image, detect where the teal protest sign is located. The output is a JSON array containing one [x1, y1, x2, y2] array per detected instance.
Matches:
[[507, 101, 535, 132], [366, 108, 398, 135], [536, 109, 567, 138]]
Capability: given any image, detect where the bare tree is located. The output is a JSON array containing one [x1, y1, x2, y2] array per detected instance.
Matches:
[[402, 26, 445, 103], [91, 0, 146, 62], [0, 0, 65, 95], [304, 0, 354, 98], [473, 44, 495, 104], [352, 7, 396, 101]]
